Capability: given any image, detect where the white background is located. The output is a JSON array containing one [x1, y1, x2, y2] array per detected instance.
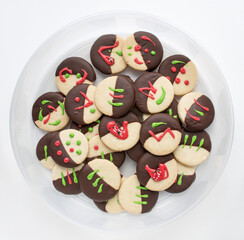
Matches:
[[1, 0, 243, 239]]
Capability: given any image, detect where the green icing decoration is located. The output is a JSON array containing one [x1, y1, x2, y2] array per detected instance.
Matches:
[[58, 101, 64, 115], [79, 129, 82, 132], [61, 172, 66, 186], [69, 133, 74, 138], [93, 177, 104, 187], [182, 134, 189, 149], [171, 60, 186, 65], [173, 115, 178, 119], [76, 150, 82, 155], [88, 127, 93, 133], [101, 151, 105, 159], [87, 169, 99, 180], [107, 100, 123, 107], [136, 186, 148, 190], [98, 183, 103, 193], [96, 120, 101, 123], [48, 120, 61, 126], [109, 86, 124, 93], [73, 168, 78, 183], [156, 86, 166, 105], [136, 194, 148, 198], [133, 201, 147, 205], [168, 108, 172, 116], [189, 135, 197, 148], [117, 199, 120, 204], [66, 141, 71, 146], [76, 73, 81, 78], [109, 153, 113, 162], [38, 109, 43, 121], [41, 100, 52, 105], [151, 51, 156, 56], [90, 108, 96, 113], [108, 50, 111, 53], [196, 138, 204, 152], [44, 145, 48, 161], [127, 46, 132, 49], [194, 109, 204, 116], [76, 140, 81, 146], [128, 53, 132, 56], [177, 173, 184, 186], [116, 51, 123, 56], [87, 137, 90, 141], [152, 122, 167, 128], [65, 73, 70, 78]]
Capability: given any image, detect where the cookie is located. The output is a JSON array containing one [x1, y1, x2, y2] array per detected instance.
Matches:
[[94, 75, 135, 118], [86, 135, 125, 168], [126, 141, 146, 163], [79, 159, 121, 202], [140, 113, 182, 156], [99, 112, 141, 151], [173, 129, 211, 166], [118, 174, 159, 214], [90, 34, 126, 74], [32, 92, 69, 132], [123, 31, 163, 71], [178, 92, 215, 132], [50, 129, 88, 168], [136, 153, 177, 191], [52, 164, 84, 195], [158, 54, 198, 95], [134, 72, 174, 114], [166, 162, 196, 193], [65, 84, 102, 125], [36, 132, 57, 169]]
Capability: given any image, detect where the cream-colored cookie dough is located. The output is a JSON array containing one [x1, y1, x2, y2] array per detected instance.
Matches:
[[142, 113, 151, 121], [176, 161, 195, 175], [40, 156, 56, 170]]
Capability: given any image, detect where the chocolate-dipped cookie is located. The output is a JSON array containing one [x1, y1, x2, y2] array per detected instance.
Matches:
[[55, 57, 96, 95], [158, 54, 198, 95], [36, 132, 57, 169], [140, 113, 182, 156], [90, 34, 126, 74], [126, 141, 146, 163], [173, 129, 211, 166], [178, 92, 215, 132], [99, 112, 141, 151], [136, 153, 177, 191], [32, 92, 69, 132], [118, 174, 159, 214], [65, 84, 102, 125], [79, 159, 121, 202], [50, 129, 88, 168], [52, 164, 84, 195], [123, 31, 163, 71], [86, 135, 125, 168], [94, 75, 135, 118]]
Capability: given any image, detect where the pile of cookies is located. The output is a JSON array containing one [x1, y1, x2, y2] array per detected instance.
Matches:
[[33, 31, 215, 214]]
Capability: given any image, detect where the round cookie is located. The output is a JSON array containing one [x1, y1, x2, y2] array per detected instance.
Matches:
[[36, 132, 57, 169], [140, 113, 182, 156], [158, 54, 198, 95], [126, 141, 146, 163], [173, 129, 211, 166], [94, 75, 135, 118], [90, 34, 126, 74], [118, 174, 159, 214], [79, 159, 121, 202], [65, 84, 102, 125], [134, 72, 174, 114], [52, 164, 84, 195], [86, 135, 125, 168], [99, 112, 141, 151], [123, 31, 163, 71], [32, 92, 69, 132], [50, 129, 88, 168], [178, 92, 215, 132], [136, 152, 177, 191], [166, 162, 196, 193]]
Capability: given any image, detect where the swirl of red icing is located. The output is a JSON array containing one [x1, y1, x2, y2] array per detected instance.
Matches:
[[59, 67, 72, 83], [107, 121, 129, 140]]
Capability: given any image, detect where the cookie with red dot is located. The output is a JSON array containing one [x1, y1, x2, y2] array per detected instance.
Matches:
[[50, 129, 88, 168], [158, 54, 198, 95]]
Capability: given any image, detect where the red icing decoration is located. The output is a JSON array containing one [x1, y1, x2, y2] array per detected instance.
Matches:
[[64, 158, 69, 163], [184, 80, 189, 85], [94, 145, 99, 150], [171, 67, 176, 73], [47, 105, 57, 112], [175, 78, 180, 84], [70, 148, 74, 152], [107, 121, 129, 140], [141, 36, 156, 46], [75, 91, 93, 110], [144, 49, 149, 53], [67, 171, 72, 184], [59, 67, 72, 83], [174, 178, 177, 183], [43, 113, 51, 124], [97, 41, 119, 65], [147, 60, 151, 63], [75, 97, 80, 102], [194, 99, 209, 111], [78, 124, 82, 127], [185, 108, 200, 121], [109, 93, 124, 99], [148, 128, 175, 142], [134, 45, 141, 51], [180, 67, 186, 74], [76, 69, 88, 85], [134, 58, 144, 65], [57, 150, 62, 156], [139, 81, 157, 100], [166, 76, 170, 80], [55, 141, 60, 147], [145, 164, 169, 182]]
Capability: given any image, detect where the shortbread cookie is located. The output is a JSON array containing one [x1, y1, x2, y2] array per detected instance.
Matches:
[[137, 153, 177, 191], [99, 112, 141, 151], [94, 75, 135, 118], [65, 84, 102, 125], [32, 92, 69, 132], [123, 31, 163, 71], [50, 129, 88, 168], [86, 135, 125, 168], [79, 159, 121, 202], [140, 113, 182, 156], [173, 129, 211, 166], [36, 132, 57, 169], [52, 164, 84, 194], [158, 54, 198, 95], [126, 141, 146, 163], [90, 34, 126, 74], [55, 57, 96, 95], [178, 92, 215, 132], [166, 162, 196, 193], [118, 174, 159, 214]]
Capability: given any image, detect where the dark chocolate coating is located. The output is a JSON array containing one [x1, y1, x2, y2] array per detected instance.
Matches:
[[134, 72, 162, 113], [158, 54, 190, 84], [140, 113, 181, 145], [55, 57, 96, 82], [134, 31, 163, 71], [140, 187, 159, 213], [184, 95, 215, 132], [126, 141, 147, 163], [164, 98, 179, 121], [70, 119, 101, 135], [36, 132, 58, 161], [136, 152, 174, 187], [79, 164, 118, 202], [32, 92, 65, 121], [90, 34, 116, 74], [99, 112, 140, 138], [93, 201, 107, 212]]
